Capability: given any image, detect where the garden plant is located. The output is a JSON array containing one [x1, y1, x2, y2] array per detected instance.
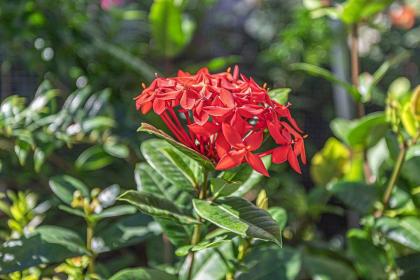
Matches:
[[0, 0, 419, 280]]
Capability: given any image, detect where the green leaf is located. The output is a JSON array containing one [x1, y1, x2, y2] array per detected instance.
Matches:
[[238, 246, 301, 280], [58, 204, 86, 218], [149, 0, 195, 58], [376, 216, 420, 251], [328, 181, 378, 214], [94, 214, 160, 253], [210, 178, 241, 197], [346, 112, 389, 148], [81, 116, 115, 133], [119, 190, 198, 224], [93, 205, 137, 220], [175, 238, 229, 257], [135, 163, 192, 245], [33, 148, 46, 173], [0, 226, 87, 274], [303, 253, 357, 280], [268, 207, 288, 231], [291, 63, 360, 101], [330, 119, 354, 145], [49, 175, 89, 205], [310, 138, 351, 186], [141, 139, 196, 190], [138, 123, 214, 170], [104, 141, 129, 159], [268, 88, 291, 105], [14, 139, 31, 166], [179, 243, 233, 280], [75, 145, 114, 171], [347, 229, 387, 279], [110, 267, 177, 280], [160, 145, 198, 186], [341, 0, 393, 24], [193, 197, 281, 245]]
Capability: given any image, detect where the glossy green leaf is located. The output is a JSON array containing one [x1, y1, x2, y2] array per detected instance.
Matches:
[[175, 238, 229, 257], [347, 112, 389, 148], [49, 175, 89, 205], [238, 246, 301, 280], [178, 243, 233, 280], [347, 229, 387, 279], [141, 139, 196, 189], [94, 214, 160, 253], [0, 226, 87, 274], [138, 123, 214, 170], [328, 181, 378, 214], [119, 190, 198, 224], [291, 63, 360, 101], [330, 118, 354, 145], [268, 88, 291, 105], [376, 216, 420, 251], [268, 207, 288, 231], [210, 178, 241, 197], [193, 197, 281, 245], [93, 205, 137, 220], [135, 163, 192, 245], [149, 0, 195, 58], [341, 0, 393, 24], [75, 145, 114, 171], [110, 267, 176, 280]]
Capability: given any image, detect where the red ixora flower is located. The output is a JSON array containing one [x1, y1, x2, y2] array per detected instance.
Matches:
[[135, 66, 306, 176]]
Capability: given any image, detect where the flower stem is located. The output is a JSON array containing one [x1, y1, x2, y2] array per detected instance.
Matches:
[[86, 221, 96, 275], [187, 172, 209, 280], [375, 143, 407, 217]]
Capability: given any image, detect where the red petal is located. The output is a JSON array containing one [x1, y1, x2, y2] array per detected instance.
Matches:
[[153, 99, 166, 115], [267, 120, 288, 145], [188, 122, 219, 136], [193, 111, 209, 126], [295, 139, 306, 164], [220, 89, 235, 108], [222, 122, 243, 148], [272, 146, 289, 164], [180, 92, 195, 110], [141, 102, 153, 114], [288, 149, 301, 174], [245, 152, 269, 176], [204, 106, 232, 117], [244, 130, 263, 151], [215, 134, 230, 159], [216, 150, 245, 170]]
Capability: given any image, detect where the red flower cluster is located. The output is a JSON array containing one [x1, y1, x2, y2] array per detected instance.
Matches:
[[135, 67, 306, 176]]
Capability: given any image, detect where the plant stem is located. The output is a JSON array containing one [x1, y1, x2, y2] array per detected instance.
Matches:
[[86, 221, 96, 275], [187, 172, 209, 280], [225, 238, 252, 280], [350, 24, 364, 118], [350, 23, 374, 184], [376, 143, 407, 217]]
